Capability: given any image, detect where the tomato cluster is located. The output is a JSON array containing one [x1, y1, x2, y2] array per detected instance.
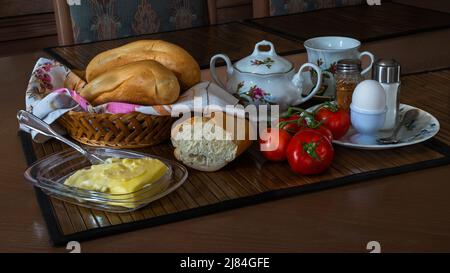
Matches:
[[259, 103, 350, 175]]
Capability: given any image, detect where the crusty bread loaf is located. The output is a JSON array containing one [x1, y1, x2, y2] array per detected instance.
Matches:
[[171, 112, 253, 172], [86, 40, 201, 90], [80, 60, 180, 106]]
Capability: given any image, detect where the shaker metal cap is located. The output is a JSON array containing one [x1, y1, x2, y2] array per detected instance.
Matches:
[[337, 59, 362, 73], [373, 59, 401, 83]]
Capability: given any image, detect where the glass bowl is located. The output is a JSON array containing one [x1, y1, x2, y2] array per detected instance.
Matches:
[[24, 148, 188, 213]]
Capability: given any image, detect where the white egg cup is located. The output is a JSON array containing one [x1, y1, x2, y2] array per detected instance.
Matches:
[[350, 104, 387, 145]]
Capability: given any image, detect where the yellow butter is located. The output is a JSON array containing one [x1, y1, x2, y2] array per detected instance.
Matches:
[[64, 157, 168, 208]]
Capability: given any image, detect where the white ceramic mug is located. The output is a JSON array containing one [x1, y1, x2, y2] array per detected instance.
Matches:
[[304, 36, 375, 97]]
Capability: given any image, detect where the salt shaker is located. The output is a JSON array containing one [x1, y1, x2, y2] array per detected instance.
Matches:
[[373, 59, 401, 131]]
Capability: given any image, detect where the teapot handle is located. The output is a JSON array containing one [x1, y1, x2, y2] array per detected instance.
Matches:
[[292, 63, 323, 105], [210, 54, 234, 90], [252, 40, 277, 56]]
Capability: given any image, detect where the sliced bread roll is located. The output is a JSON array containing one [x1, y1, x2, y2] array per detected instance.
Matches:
[[85, 40, 201, 90], [171, 112, 253, 172], [79, 60, 180, 106]]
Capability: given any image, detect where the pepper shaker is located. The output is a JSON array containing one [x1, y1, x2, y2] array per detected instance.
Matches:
[[373, 59, 401, 131], [335, 59, 364, 111]]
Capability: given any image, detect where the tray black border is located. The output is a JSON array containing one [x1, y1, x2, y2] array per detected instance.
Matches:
[[19, 131, 450, 246]]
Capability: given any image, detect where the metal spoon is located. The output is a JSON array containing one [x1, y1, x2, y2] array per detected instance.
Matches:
[[377, 109, 420, 145], [17, 110, 105, 164]]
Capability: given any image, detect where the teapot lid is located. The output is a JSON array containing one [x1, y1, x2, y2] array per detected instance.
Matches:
[[235, 40, 293, 74]]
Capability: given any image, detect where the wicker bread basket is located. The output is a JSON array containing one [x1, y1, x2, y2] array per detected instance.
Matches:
[[58, 111, 175, 149]]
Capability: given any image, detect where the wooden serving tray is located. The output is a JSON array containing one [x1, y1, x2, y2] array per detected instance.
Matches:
[[36, 29, 450, 245], [20, 131, 449, 246]]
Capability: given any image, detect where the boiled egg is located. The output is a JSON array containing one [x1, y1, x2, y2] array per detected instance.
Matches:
[[351, 80, 386, 113]]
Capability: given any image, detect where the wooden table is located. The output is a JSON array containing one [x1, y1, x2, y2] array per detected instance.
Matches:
[[247, 2, 450, 42], [1, 50, 450, 252], [45, 22, 302, 71], [46, 10, 450, 76]]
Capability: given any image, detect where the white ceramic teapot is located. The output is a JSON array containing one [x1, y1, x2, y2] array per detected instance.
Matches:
[[210, 40, 323, 111]]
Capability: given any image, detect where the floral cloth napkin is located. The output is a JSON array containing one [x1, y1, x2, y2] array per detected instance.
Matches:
[[22, 58, 240, 143]]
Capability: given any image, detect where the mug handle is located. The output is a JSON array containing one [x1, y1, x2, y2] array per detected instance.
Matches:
[[292, 63, 322, 105], [359, 51, 375, 76], [210, 54, 234, 91]]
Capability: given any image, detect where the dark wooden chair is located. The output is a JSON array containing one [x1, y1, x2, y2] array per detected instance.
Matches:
[[53, 0, 217, 45]]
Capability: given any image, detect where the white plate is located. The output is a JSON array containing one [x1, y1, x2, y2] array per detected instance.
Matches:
[[306, 104, 440, 150]]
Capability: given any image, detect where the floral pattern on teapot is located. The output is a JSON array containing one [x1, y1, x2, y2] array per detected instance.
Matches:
[[251, 57, 275, 69], [234, 82, 274, 106]]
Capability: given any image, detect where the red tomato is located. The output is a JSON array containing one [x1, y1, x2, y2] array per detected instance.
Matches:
[[279, 110, 333, 142], [315, 104, 350, 140], [259, 128, 292, 161], [286, 130, 334, 175], [298, 126, 333, 143]]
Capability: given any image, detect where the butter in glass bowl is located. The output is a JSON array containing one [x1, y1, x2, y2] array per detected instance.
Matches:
[[64, 157, 168, 195], [24, 148, 188, 213], [64, 157, 169, 208]]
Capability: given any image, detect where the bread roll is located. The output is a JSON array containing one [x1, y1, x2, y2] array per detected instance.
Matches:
[[80, 60, 180, 106], [171, 112, 253, 172], [86, 40, 201, 90]]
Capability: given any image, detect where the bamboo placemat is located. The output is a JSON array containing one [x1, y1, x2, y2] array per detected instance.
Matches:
[[20, 70, 450, 246]]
